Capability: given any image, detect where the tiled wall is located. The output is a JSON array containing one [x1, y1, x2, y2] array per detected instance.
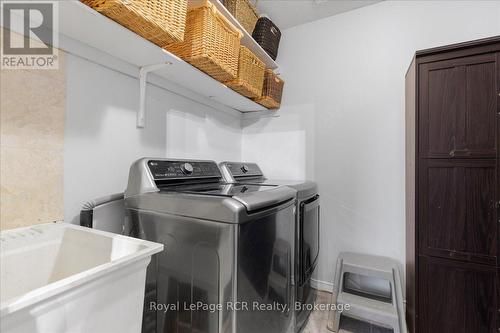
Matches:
[[0, 29, 66, 230]]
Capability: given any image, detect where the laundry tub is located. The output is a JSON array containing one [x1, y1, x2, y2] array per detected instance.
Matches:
[[0, 222, 163, 333]]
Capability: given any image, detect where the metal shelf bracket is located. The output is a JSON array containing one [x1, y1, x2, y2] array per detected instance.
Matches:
[[138, 62, 172, 128], [241, 110, 280, 120]]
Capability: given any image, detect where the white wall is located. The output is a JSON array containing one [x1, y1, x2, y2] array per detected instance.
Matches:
[[64, 54, 242, 224], [166, 108, 242, 161], [242, 0, 500, 288], [242, 104, 315, 180]]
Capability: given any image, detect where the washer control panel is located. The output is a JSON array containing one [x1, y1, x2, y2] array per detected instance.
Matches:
[[148, 160, 221, 180]]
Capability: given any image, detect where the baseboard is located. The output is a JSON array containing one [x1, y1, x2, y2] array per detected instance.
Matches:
[[311, 278, 333, 293]]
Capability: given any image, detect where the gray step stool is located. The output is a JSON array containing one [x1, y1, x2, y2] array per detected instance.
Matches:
[[327, 252, 407, 333]]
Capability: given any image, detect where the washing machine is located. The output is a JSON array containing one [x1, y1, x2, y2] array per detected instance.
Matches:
[[124, 158, 297, 333], [219, 162, 320, 332]]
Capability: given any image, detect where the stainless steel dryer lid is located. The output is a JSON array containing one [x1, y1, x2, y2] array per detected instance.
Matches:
[[219, 161, 318, 199]]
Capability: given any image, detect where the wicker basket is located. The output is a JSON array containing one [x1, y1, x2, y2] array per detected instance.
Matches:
[[254, 69, 284, 109], [252, 16, 281, 60], [81, 0, 188, 47], [168, 0, 243, 82], [222, 0, 259, 35], [225, 46, 265, 98]]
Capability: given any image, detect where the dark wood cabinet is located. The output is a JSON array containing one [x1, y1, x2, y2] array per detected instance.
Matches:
[[406, 37, 500, 333]]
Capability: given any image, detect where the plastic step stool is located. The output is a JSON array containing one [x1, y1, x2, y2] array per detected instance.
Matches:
[[327, 252, 407, 333]]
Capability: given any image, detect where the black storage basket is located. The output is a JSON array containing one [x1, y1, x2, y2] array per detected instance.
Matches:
[[252, 16, 281, 60]]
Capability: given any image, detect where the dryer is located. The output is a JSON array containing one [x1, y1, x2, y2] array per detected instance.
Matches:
[[219, 162, 320, 332], [125, 158, 297, 333]]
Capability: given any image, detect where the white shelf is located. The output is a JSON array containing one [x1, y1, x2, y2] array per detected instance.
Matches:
[[208, 0, 278, 70], [57, 1, 271, 113]]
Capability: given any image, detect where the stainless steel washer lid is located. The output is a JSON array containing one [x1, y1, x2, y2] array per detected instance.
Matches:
[[124, 158, 296, 223], [166, 183, 296, 211]]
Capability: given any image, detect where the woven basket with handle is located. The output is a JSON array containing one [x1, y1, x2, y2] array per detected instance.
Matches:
[[168, 0, 243, 82], [81, 0, 188, 47], [254, 69, 284, 109], [252, 16, 281, 60], [222, 0, 259, 35], [225, 46, 265, 98]]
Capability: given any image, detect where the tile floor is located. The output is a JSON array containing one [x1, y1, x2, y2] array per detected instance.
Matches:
[[303, 290, 393, 333]]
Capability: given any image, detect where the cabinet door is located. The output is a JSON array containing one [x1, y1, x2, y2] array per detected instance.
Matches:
[[418, 256, 497, 333], [419, 53, 498, 158], [419, 159, 497, 265]]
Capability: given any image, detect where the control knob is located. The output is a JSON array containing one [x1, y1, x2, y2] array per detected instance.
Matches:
[[241, 165, 249, 173], [181, 163, 194, 175]]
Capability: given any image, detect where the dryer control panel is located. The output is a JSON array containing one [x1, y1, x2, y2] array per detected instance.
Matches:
[[148, 160, 221, 180], [221, 162, 263, 178]]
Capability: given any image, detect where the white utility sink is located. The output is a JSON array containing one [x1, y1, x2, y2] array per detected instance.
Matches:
[[0, 222, 163, 333]]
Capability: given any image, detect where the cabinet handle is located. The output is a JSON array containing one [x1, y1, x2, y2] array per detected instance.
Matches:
[[449, 149, 471, 157]]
